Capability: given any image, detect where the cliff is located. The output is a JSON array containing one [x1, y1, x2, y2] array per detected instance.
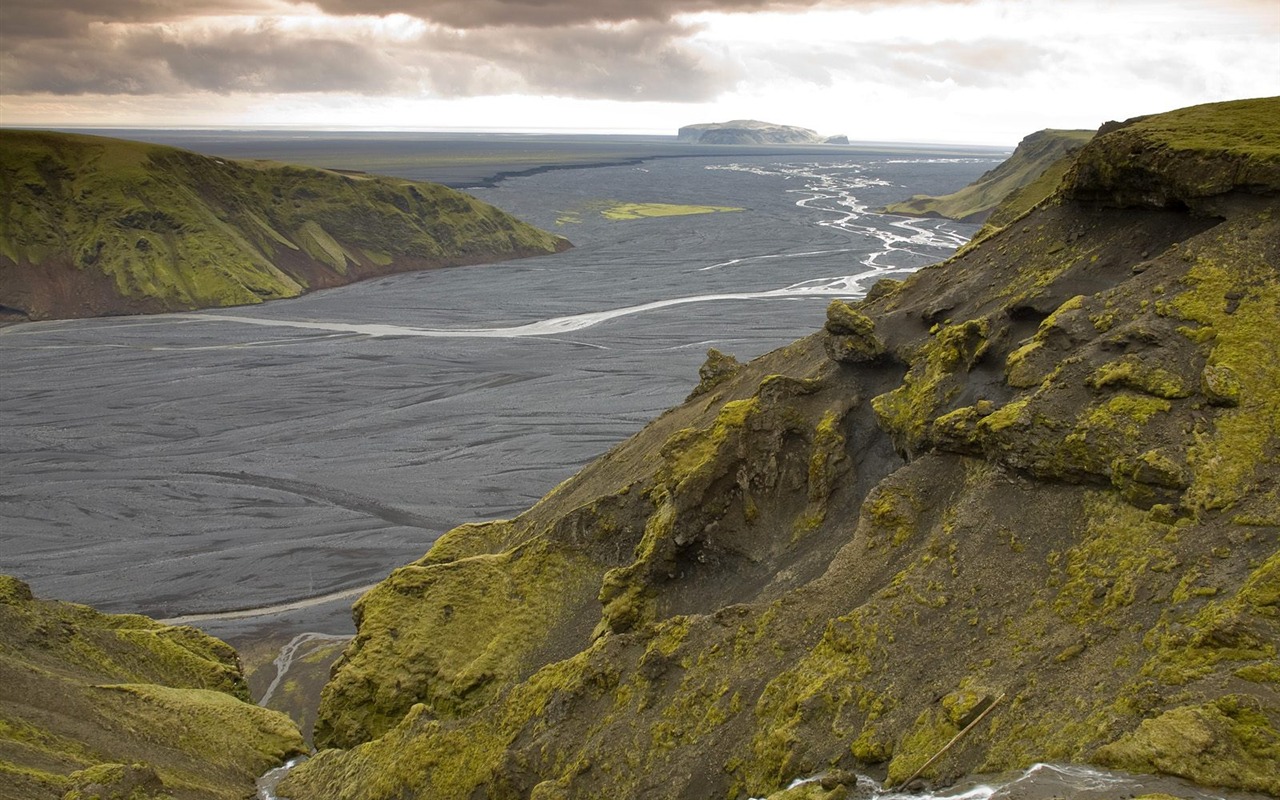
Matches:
[[677, 120, 843, 146], [277, 97, 1280, 800], [0, 131, 568, 322], [0, 576, 303, 800], [883, 128, 1094, 224]]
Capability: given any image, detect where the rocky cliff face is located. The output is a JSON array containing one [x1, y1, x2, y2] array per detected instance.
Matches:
[[883, 128, 1094, 224], [677, 120, 841, 145], [0, 131, 568, 322], [274, 97, 1279, 799], [0, 576, 304, 800]]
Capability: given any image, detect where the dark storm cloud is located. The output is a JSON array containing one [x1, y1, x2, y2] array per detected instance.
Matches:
[[414, 21, 735, 100], [0, 0, 993, 101], [308, 0, 847, 28], [4, 23, 408, 95], [132, 26, 407, 93], [0, 0, 265, 39], [2, 14, 731, 101]]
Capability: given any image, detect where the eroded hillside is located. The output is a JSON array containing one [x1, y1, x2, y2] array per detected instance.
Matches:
[[0, 576, 304, 800], [0, 131, 568, 322], [883, 128, 1094, 224], [277, 97, 1280, 800]]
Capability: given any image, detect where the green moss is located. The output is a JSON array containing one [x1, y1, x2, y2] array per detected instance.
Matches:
[[863, 486, 922, 548], [1004, 341, 1046, 388], [1052, 493, 1177, 625], [315, 541, 600, 748], [1201, 364, 1242, 407], [797, 410, 847, 534], [599, 202, 744, 221], [1142, 551, 1280, 687], [0, 576, 304, 800], [661, 399, 759, 492], [885, 708, 959, 785], [0, 760, 72, 797], [1235, 662, 1280, 683], [1094, 696, 1280, 795], [1088, 355, 1191, 399], [750, 608, 885, 787], [824, 300, 886, 363], [872, 318, 990, 452], [1114, 99, 1280, 160], [0, 130, 565, 319], [1057, 394, 1173, 477], [1167, 254, 1280, 511], [978, 398, 1031, 434], [687, 348, 741, 399], [287, 641, 622, 799]]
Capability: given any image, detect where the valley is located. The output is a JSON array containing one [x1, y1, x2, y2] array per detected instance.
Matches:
[[0, 148, 989, 716]]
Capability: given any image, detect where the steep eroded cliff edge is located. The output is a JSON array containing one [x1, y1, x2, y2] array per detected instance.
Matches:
[[284, 98, 1280, 799]]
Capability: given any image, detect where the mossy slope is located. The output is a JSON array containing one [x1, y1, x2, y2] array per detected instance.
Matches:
[[0, 575, 304, 800], [283, 98, 1280, 800], [883, 129, 1094, 223], [0, 130, 567, 321]]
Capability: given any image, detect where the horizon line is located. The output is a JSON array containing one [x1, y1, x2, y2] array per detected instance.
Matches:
[[0, 123, 1013, 149]]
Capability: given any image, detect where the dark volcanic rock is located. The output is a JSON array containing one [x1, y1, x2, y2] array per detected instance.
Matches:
[[282, 98, 1280, 800]]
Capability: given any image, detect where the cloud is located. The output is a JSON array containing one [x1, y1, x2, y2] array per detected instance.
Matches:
[[0, 0, 273, 39], [3, 21, 409, 95], [732, 37, 1056, 91], [2, 14, 737, 101], [1, 0, 1273, 112], [307, 0, 877, 29], [412, 21, 737, 100]]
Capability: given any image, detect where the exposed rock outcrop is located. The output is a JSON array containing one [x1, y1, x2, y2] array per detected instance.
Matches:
[[281, 98, 1280, 800], [0, 131, 569, 322]]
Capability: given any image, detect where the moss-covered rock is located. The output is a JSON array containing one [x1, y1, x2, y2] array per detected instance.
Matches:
[[687, 347, 743, 399], [0, 130, 568, 322], [822, 300, 887, 364], [63, 763, 170, 800], [1064, 98, 1280, 209], [0, 576, 304, 800], [1095, 696, 1280, 795], [282, 97, 1280, 800]]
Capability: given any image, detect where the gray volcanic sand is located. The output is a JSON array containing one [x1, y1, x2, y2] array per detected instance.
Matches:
[[1, 153, 989, 645]]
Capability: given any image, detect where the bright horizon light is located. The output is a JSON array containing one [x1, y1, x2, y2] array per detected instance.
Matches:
[[1, 0, 1277, 145]]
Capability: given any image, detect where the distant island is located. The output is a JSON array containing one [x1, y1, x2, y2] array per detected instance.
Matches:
[[678, 119, 848, 145]]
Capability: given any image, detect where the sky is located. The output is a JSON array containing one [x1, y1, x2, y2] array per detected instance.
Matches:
[[0, 0, 1277, 144]]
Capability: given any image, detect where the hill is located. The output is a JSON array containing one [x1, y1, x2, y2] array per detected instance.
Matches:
[[883, 128, 1095, 223], [276, 97, 1280, 798], [0, 575, 303, 800], [678, 120, 845, 145], [0, 131, 568, 322]]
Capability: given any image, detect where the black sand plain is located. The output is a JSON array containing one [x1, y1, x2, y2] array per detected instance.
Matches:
[[1, 141, 995, 709]]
